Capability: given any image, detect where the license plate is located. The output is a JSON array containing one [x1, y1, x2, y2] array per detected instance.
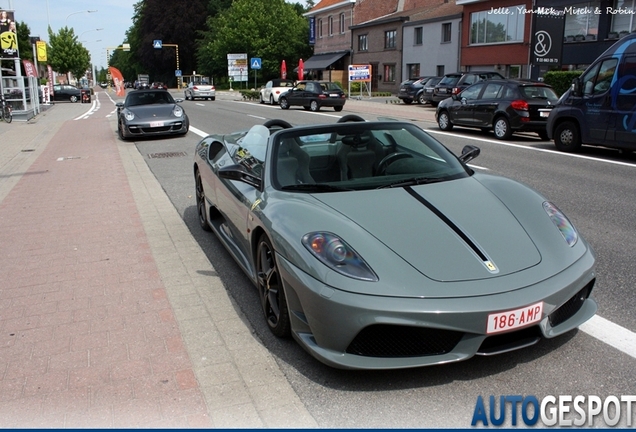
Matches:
[[487, 301, 543, 334], [539, 110, 551, 118], [149, 121, 164, 127], [330, 93, 340, 98], [426, 89, 433, 93]]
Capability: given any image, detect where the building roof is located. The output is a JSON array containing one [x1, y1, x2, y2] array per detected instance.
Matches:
[[353, 0, 462, 27], [307, 0, 356, 15]]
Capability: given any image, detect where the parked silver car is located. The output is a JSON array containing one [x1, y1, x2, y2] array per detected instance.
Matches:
[[184, 81, 216, 101]]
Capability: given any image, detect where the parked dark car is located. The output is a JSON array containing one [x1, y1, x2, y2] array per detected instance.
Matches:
[[419, 77, 443, 105], [435, 79, 558, 140], [398, 76, 433, 104], [279, 81, 346, 112], [151, 82, 168, 90], [52, 84, 82, 103], [432, 71, 505, 106]]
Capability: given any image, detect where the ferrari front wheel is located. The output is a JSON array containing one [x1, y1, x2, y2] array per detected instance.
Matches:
[[195, 172, 212, 232], [256, 234, 290, 338]]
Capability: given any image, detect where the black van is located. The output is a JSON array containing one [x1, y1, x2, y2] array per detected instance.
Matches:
[[546, 33, 636, 152]]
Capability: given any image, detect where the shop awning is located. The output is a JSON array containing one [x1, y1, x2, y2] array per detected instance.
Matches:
[[302, 52, 349, 70]]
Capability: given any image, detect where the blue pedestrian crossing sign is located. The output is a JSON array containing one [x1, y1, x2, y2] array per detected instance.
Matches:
[[153, 40, 162, 49], [251, 58, 262, 70], [175, 70, 182, 77]]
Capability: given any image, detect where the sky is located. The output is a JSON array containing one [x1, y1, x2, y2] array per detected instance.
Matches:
[[2, 0, 308, 70]]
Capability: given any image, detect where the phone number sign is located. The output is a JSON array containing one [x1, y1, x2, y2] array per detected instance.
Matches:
[[349, 65, 372, 82]]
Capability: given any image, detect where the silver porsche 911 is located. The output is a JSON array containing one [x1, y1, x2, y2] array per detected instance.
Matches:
[[193, 115, 597, 370], [116, 89, 189, 140]]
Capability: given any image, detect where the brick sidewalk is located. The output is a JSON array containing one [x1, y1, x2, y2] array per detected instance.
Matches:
[[0, 102, 317, 428]]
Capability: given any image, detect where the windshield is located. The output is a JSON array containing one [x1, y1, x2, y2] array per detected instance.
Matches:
[[271, 123, 470, 192], [439, 75, 460, 86], [125, 91, 175, 106]]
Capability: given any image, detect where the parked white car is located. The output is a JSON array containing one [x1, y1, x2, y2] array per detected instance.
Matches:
[[259, 79, 295, 104], [184, 81, 215, 101]]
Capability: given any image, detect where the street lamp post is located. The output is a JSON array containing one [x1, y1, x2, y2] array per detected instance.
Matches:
[[65, 10, 98, 27], [79, 28, 104, 40]]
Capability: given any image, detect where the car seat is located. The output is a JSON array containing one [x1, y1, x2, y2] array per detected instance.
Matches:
[[337, 133, 378, 180], [276, 138, 314, 186]]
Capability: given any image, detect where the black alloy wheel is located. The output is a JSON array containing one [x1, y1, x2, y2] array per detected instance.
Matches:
[[256, 234, 291, 337], [195, 172, 212, 232]]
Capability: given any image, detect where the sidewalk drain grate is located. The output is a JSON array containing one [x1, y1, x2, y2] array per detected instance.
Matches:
[[148, 151, 188, 159]]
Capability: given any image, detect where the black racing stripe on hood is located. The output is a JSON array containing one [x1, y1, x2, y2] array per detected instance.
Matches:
[[404, 186, 489, 262]]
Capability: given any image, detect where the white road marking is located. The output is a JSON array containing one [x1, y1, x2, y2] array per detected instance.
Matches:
[[189, 126, 208, 138], [580, 315, 636, 359], [428, 129, 636, 168]]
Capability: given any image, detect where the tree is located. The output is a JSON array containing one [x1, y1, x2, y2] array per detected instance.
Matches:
[[47, 26, 91, 82], [197, 0, 312, 83], [134, 0, 209, 86], [15, 21, 33, 62]]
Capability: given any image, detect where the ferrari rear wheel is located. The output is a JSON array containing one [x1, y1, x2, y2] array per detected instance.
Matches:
[[195, 172, 212, 232], [256, 234, 290, 338]]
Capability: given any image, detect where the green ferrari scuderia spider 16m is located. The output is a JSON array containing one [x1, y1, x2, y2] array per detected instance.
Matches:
[[192, 115, 597, 370]]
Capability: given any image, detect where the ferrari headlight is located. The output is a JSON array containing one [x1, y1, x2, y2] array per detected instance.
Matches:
[[124, 111, 135, 121], [173, 106, 184, 117], [302, 232, 378, 281], [543, 202, 578, 247]]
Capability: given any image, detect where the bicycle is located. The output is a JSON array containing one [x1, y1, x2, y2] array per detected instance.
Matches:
[[0, 96, 12, 123]]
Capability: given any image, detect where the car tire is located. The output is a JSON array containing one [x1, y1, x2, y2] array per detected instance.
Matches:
[[269, 95, 275, 105], [554, 121, 582, 152], [259, 94, 264, 104], [70, 95, 79, 103], [117, 121, 126, 141], [538, 130, 549, 141], [310, 100, 320, 112], [195, 172, 212, 232], [437, 111, 453, 131], [256, 234, 291, 338], [279, 97, 289, 110], [494, 116, 512, 140], [211, 97, 215, 101], [184, 92, 189, 101], [417, 93, 426, 105], [334, 106, 343, 112]]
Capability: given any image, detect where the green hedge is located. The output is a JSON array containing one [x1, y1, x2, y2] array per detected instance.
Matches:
[[542, 71, 583, 96]]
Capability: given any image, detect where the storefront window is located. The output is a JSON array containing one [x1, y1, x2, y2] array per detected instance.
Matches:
[[470, 5, 525, 44], [611, 0, 635, 34], [563, 1, 600, 40]]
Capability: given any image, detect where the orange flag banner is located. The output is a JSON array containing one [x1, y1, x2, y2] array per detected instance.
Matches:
[[108, 66, 126, 97]]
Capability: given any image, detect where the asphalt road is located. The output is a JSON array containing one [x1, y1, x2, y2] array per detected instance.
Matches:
[[108, 90, 636, 427]]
